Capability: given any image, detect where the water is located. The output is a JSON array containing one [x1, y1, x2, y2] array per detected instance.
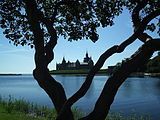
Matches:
[[0, 74, 160, 119]]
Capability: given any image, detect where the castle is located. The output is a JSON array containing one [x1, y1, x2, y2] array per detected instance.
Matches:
[[56, 52, 94, 70]]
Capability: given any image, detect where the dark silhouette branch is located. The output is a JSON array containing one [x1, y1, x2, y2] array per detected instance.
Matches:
[[24, 1, 74, 119], [132, 0, 148, 30], [80, 39, 160, 120], [56, 45, 119, 119], [43, 18, 57, 65], [1, 1, 159, 120], [138, 32, 153, 42], [66, 45, 119, 104], [57, 4, 160, 119], [131, 0, 159, 43], [57, 8, 160, 119], [24, 0, 45, 68], [42, 17, 74, 119], [79, 4, 160, 120], [120, 8, 160, 51], [31, 3, 57, 65]]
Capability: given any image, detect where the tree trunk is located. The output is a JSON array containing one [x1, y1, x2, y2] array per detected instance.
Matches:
[[24, 1, 74, 119], [80, 41, 158, 120], [33, 68, 74, 120]]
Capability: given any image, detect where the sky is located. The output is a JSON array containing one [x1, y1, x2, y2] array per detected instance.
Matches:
[[0, 10, 158, 74]]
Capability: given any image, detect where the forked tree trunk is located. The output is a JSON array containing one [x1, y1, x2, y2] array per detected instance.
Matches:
[[80, 41, 159, 120], [33, 68, 74, 120], [24, 1, 160, 120], [24, 1, 74, 119]]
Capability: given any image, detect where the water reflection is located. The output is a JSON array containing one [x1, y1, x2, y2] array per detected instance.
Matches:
[[154, 78, 160, 103], [0, 75, 160, 119]]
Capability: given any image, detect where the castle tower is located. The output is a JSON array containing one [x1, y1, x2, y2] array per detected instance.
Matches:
[[62, 57, 66, 64], [86, 51, 89, 58], [56, 52, 94, 70], [76, 59, 80, 69], [83, 51, 90, 63]]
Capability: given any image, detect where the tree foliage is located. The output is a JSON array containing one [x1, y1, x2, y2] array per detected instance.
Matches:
[[1, 0, 159, 46], [0, 0, 160, 120], [146, 52, 160, 73]]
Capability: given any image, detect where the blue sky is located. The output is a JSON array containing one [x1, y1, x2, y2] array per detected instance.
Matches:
[[0, 10, 157, 74]]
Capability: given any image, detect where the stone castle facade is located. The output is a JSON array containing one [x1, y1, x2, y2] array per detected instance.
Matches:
[[56, 52, 94, 70]]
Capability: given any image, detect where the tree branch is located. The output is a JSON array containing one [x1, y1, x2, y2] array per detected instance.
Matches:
[[132, 0, 148, 30], [131, 1, 160, 43], [24, 1, 74, 119], [42, 18, 57, 65], [24, 0, 45, 68], [138, 32, 153, 42], [31, 3, 57, 65], [80, 39, 160, 120], [119, 8, 160, 51], [57, 5, 160, 119]]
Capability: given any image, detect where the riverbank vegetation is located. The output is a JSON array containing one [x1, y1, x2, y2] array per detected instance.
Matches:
[[0, 95, 82, 120], [0, 96, 151, 120], [1, 0, 159, 119], [146, 52, 160, 73], [50, 69, 108, 75]]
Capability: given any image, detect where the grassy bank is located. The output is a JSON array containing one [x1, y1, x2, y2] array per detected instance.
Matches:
[[0, 96, 151, 120], [0, 96, 55, 120], [0, 95, 83, 120]]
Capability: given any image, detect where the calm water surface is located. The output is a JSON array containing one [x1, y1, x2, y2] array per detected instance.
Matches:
[[0, 75, 160, 119]]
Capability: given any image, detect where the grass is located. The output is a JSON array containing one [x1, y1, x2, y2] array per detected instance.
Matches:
[[0, 104, 46, 120], [0, 95, 57, 120], [0, 95, 151, 120]]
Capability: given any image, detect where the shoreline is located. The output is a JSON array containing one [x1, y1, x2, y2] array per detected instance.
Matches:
[[0, 74, 22, 76], [50, 70, 160, 77], [0, 72, 160, 77], [50, 69, 109, 75]]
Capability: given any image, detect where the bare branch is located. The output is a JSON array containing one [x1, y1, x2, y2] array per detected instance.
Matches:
[[57, 6, 160, 119], [43, 18, 57, 65], [138, 32, 152, 42], [24, 1, 73, 118], [131, 1, 160, 43], [80, 39, 160, 120], [132, 0, 148, 30], [119, 8, 160, 51]]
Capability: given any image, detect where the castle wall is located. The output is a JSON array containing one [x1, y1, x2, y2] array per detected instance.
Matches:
[[56, 53, 94, 70]]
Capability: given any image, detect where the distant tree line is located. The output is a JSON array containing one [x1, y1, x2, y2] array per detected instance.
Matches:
[[0, 1, 160, 120], [137, 52, 160, 73], [145, 52, 160, 73], [113, 52, 160, 73]]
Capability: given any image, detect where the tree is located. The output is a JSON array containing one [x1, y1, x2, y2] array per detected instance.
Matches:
[[146, 52, 160, 73], [0, 0, 160, 120]]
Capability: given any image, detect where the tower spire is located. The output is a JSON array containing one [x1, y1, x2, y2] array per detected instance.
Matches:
[[86, 51, 89, 58], [62, 56, 66, 64]]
